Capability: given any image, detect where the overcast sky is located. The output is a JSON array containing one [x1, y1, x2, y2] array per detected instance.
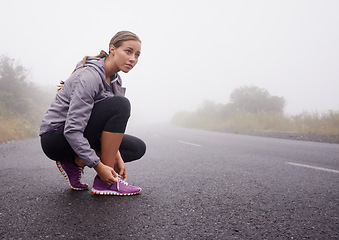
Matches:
[[1, 0, 338, 123]]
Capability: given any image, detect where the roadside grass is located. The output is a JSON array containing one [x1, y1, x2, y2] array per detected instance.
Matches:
[[172, 110, 339, 136], [0, 116, 39, 143], [1, 110, 338, 144]]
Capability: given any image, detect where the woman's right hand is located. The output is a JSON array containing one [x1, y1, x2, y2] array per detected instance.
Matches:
[[94, 162, 118, 185]]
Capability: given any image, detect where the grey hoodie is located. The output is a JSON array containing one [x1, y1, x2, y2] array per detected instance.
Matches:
[[40, 57, 125, 167]]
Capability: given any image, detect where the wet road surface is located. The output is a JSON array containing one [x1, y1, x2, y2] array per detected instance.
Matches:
[[1, 124, 338, 239]]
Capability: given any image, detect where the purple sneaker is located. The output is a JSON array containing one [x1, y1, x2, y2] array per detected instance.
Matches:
[[56, 161, 89, 191], [91, 176, 142, 196]]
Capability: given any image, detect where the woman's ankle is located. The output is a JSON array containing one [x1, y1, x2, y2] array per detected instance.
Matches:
[[75, 156, 86, 167]]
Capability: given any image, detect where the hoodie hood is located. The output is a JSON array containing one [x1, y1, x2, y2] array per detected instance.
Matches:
[[75, 57, 106, 83]]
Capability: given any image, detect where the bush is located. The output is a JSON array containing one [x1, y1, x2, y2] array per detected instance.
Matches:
[[172, 100, 339, 136], [0, 54, 55, 143]]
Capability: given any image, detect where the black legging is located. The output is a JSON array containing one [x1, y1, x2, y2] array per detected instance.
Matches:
[[40, 96, 146, 164]]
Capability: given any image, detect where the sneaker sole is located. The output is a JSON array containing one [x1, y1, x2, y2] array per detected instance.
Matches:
[[56, 161, 89, 191], [91, 188, 142, 196]]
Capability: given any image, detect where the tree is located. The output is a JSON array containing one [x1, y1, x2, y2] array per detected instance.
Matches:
[[0, 55, 32, 114], [230, 85, 285, 113]]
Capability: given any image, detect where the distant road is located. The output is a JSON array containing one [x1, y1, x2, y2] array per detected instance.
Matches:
[[1, 124, 338, 239]]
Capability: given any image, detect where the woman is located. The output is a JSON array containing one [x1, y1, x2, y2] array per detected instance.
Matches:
[[40, 31, 146, 196]]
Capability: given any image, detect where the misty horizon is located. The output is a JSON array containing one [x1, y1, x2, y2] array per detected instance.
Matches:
[[1, 0, 338, 124]]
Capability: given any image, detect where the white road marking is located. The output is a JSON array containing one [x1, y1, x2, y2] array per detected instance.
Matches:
[[178, 140, 201, 147], [286, 162, 339, 174]]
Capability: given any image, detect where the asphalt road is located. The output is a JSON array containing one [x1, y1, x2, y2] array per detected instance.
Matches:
[[1, 124, 338, 239]]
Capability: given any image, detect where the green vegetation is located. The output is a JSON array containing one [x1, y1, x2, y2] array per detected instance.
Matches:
[[172, 86, 339, 136], [0, 55, 55, 143]]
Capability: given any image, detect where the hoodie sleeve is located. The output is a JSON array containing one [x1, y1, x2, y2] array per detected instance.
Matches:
[[63, 68, 101, 168]]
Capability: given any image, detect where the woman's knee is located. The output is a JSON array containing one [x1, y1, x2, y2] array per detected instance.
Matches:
[[110, 96, 131, 117], [120, 135, 146, 162], [96, 96, 131, 116]]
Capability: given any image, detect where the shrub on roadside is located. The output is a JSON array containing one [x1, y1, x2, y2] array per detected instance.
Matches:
[[172, 108, 339, 136]]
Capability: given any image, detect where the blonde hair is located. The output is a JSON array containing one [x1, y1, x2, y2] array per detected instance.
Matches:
[[58, 31, 141, 90]]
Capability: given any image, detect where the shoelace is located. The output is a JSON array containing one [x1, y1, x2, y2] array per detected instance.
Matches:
[[77, 167, 84, 180], [118, 177, 129, 185], [117, 177, 129, 191]]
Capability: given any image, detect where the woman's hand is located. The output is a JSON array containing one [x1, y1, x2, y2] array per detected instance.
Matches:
[[115, 159, 127, 181], [94, 162, 118, 185], [115, 151, 127, 181]]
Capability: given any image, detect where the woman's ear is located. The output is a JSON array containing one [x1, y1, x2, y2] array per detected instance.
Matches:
[[109, 45, 116, 55]]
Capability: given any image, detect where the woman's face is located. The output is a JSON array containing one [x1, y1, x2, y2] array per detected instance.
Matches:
[[111, 40, 141, 73]]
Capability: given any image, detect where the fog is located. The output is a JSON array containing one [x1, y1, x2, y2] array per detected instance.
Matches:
[[1, 0, 338, 124]]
